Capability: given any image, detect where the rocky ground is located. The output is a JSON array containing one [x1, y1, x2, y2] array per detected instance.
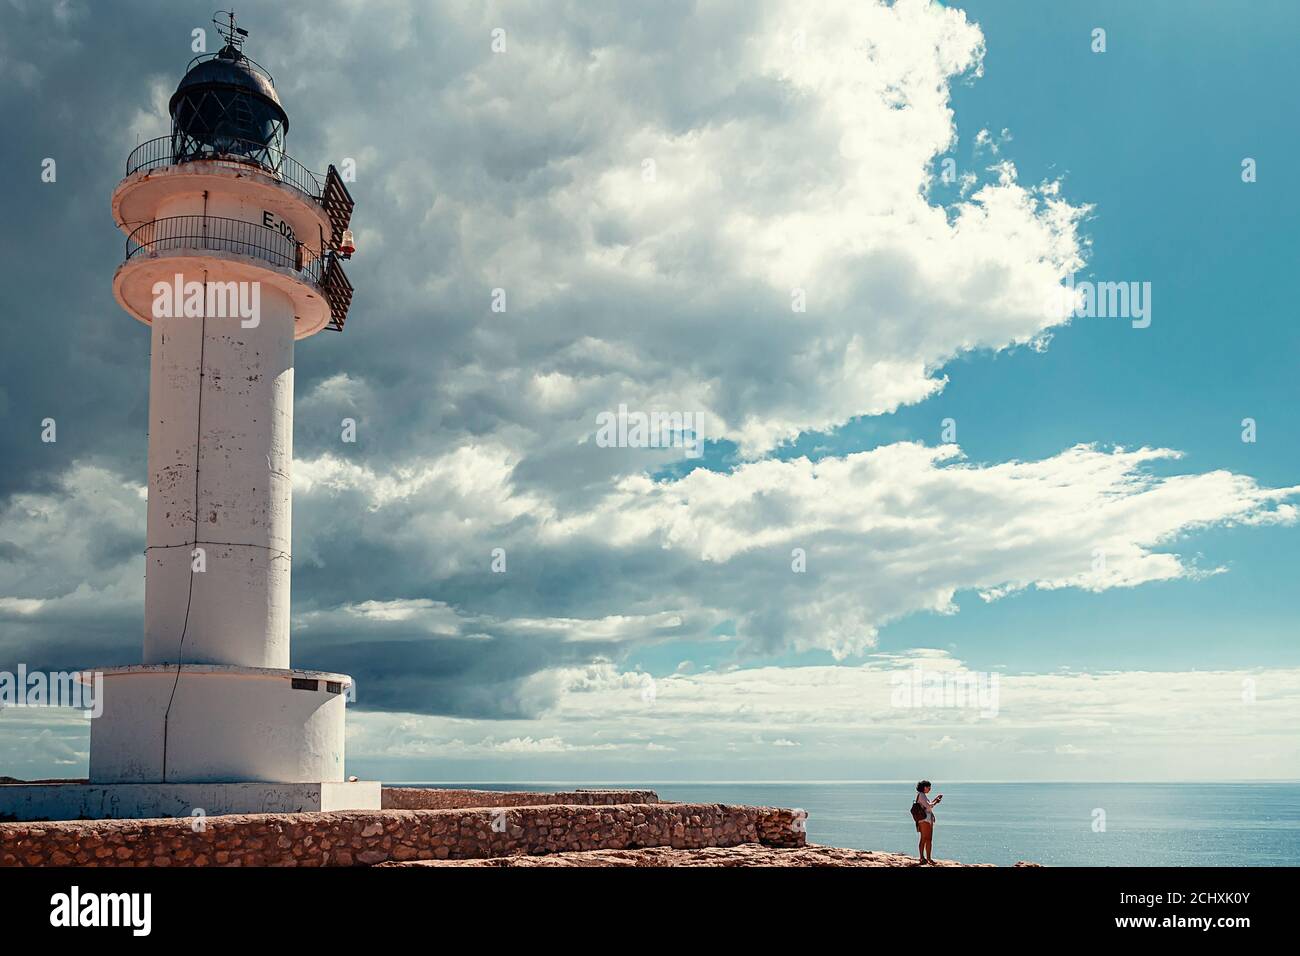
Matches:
[[385, 843, 1042, 867]]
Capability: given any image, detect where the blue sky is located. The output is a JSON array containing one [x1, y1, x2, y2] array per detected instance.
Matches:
[[912, 0, 1300, 675], [1, 0, 1298, 782], [644, 0, 1300, 679]]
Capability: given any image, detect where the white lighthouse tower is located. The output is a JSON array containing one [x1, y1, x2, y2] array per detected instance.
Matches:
[[0, 17, 378, 820]]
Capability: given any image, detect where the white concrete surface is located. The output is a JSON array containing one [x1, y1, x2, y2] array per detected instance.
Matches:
[[0, 780, 380, 822], [114, 248, 334, 339], [113, 161, 335, 263], [142, 292, 295, 668], [89, 666, 349, 784]]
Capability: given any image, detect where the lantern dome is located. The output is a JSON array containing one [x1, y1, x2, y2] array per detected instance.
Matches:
[[169, 39, 289, 164]]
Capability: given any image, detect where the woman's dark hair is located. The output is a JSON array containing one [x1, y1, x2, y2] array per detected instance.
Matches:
[[917, 780, 931, 792]]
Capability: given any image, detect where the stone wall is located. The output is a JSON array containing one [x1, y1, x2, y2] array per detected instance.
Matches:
[[756, 807, 807, 848], [0, 803, 806, 867], [381, 787, 658, 810]]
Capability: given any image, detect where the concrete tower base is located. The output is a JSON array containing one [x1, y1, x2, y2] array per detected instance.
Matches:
[[89, 665, 355, 784], [0, 664, 382, 822], [0, 781, 380, 823]]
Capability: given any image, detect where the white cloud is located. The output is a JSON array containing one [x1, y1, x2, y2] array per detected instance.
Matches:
[[0, 464, 144, 644], [292, 440, 1297, 660], [344, 599, 463, 635], [273, 0, 1090, 467], [0, 598, 46, 616], [340, 653, 1300, 780]]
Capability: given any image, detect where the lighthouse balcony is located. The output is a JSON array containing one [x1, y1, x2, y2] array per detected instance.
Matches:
[[124, 135, 355, 252], [122, 213, 353, 332]]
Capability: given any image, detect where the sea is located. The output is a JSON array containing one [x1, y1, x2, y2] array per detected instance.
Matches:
[[395, 781, 1300, 866]]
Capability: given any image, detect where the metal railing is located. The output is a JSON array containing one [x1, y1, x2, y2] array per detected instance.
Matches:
[[125, 135, 324, 201], [123, 214, 352, 330], [183, 50, 277, 87], [126, 214, 319, 278]]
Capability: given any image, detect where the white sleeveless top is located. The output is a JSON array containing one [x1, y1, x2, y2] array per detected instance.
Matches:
[[916, 792, 936, 823]]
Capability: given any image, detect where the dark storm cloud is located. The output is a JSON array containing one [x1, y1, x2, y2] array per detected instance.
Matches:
[[2, 2, 169, 498], [307, 634, 613, 719]]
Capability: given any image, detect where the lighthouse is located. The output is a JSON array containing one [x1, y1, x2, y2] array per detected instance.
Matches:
[[0, 17, 378, 819]]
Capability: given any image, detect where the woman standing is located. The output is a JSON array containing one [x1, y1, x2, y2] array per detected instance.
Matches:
[[914, 780, 943, 864]]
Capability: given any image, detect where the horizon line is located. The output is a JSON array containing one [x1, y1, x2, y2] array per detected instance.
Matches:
[[378, 778, 1300, 786]]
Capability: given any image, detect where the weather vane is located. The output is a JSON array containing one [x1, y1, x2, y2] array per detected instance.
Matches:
[[213, 9, 249, 51]]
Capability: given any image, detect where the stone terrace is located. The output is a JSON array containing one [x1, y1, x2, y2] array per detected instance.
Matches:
[[0, 796, 808, 867], [381, 788, 659, 810]]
